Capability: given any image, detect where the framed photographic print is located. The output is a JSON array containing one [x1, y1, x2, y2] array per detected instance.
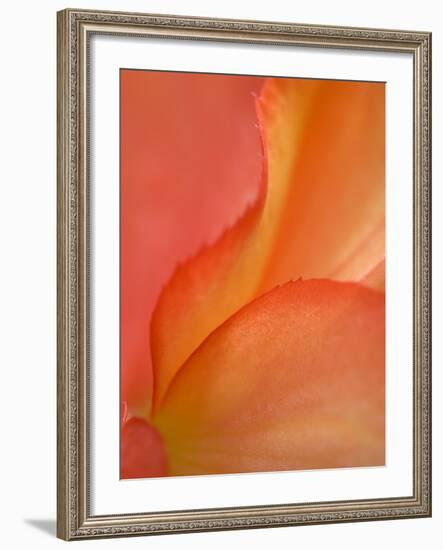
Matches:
[[57, 8, 432, 540]]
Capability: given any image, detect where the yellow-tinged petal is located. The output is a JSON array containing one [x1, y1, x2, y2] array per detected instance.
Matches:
[[150, 79, 319, 409], [258, 79, 385, 293], [151, 78, 385, 410], [153, 280, 385, 475], [360, 259, 385, 291]]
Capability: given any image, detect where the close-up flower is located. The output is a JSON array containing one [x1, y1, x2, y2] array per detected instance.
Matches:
[[120, 70, 385, 479]]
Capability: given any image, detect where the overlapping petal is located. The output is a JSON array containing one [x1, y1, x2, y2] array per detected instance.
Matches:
[[258, 79, 385, 293], [121, 417, 168, 479], [151, 78, 385, 410], [360, 259, 386, 291], [121, 70, 265, 415], [152, 280, 385, 475]]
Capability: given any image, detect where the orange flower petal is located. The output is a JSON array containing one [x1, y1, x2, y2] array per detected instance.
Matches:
[[121, 418, 169, 479], [150, 78, 385, 410], [360, 259, 386, 291], [150, 78, 318, 409], [153, 280, 385, 475], [258, 79, 385, 293], [121, 70, 265, 415]]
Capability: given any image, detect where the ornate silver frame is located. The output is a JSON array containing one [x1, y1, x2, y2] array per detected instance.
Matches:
[[57, 8, 432, 540]]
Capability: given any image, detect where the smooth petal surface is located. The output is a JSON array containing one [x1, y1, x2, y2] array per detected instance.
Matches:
[[150, 78, 385, 409], [121, 70, 265, 415], [150, 78, 319, 409], [153, 280, 385, 475], [360, 259, 386, 291], [121, 418, 169, 479], [258, 79, 385, 293]]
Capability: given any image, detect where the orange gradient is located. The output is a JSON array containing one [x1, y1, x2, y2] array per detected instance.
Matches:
[[120, 70, 385, 479]]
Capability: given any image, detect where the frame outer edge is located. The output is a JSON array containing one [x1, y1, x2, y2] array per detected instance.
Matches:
[[428, 32, 432, 518], [56, 8, 432, 540], [422, 31, 432, 516], [414, 32, 432, 517], [57, 8, 72, 541]]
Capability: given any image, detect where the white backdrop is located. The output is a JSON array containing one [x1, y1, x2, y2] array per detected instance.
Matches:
[[0, 0, 440, 548]]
